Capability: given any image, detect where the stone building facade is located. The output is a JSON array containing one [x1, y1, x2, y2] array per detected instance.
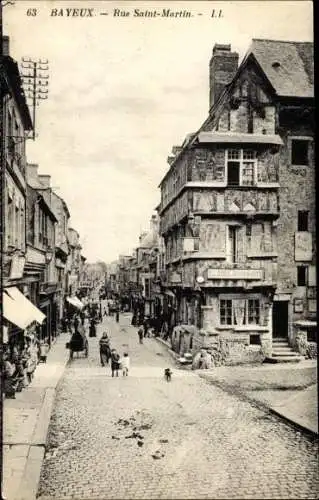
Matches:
[[159, 40, 315, 361], [2, 37, 47, 345]]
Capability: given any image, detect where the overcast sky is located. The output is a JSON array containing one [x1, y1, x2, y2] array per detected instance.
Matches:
[[4, 1, 313, 263]]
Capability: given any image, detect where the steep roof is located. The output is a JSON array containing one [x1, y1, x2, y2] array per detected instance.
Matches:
[[2, 56, 33, 130], [249, 39, 313, 98]]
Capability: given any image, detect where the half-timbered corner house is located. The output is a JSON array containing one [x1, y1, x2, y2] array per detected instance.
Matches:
[[159, 40, 315, 362]]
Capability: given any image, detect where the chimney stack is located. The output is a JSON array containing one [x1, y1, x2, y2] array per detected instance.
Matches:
[[2, 36, 10, 56], [26, 163, 39, 184], [38, 175, 51, 188], [150, 214, 159, 234], [209, 44, 239, 110]]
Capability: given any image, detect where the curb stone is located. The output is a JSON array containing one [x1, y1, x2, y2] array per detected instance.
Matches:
[[154, 338, 318, 438], [199, 373, 318, 438], [13, 355, 70, 500]]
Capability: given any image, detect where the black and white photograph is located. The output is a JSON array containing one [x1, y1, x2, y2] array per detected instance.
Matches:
[[0, 1, 317, 499]]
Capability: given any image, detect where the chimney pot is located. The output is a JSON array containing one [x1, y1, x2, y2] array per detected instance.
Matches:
[[38, 175, 51, 188], [213, 44, 231, 55]]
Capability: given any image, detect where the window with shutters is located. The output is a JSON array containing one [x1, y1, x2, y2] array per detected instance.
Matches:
[[226, 149, 257, 187]]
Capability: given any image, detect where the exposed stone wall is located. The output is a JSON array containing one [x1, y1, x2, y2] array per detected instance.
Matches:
[[191, 330, 265, 367], [276, 110, 316, 331]]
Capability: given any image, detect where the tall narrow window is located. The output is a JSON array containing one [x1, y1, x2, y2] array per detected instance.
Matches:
[[248, 299, 260, 324], [298, 211, 309, 231], [220, 299, 233, 325], [291, 140, 309, 166], [297, 266, 307, 286], [15, 205, 20, 247], [7, 195, 14, 246], [227, 162, 240, 186], [228, 226, 239, 263]]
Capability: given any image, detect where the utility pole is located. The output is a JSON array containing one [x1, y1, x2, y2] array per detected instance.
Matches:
[[21, 58, 49, 140]]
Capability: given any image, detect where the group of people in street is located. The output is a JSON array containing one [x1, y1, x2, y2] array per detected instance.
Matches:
[[2, 334, 49, 399], [99, 332, 130, 377]]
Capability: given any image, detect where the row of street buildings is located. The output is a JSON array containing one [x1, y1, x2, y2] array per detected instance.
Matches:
[[108, 38, 316, 362], [1, 37, 87, 348]]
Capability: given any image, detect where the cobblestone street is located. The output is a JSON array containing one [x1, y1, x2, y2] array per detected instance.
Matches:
[[37, 314, 318, 499]]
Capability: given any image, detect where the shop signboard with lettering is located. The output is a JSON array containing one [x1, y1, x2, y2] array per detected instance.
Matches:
[[207, 268, 263, 280]]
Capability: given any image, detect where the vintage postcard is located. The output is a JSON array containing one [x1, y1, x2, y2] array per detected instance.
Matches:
[[1, 1, 317, 499]]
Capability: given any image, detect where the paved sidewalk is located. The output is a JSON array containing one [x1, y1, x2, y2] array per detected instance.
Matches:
[[154, 337, 318, 435], [2, 332, 70, 500], [198, 361, 318, 435]]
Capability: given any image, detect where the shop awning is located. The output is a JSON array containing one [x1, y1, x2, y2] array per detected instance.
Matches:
[[66, 296, 85, 310], [3, 287, 46, 329], [164, 290, 176, 298]]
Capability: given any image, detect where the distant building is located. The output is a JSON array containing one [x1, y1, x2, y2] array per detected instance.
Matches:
[[67, 228, 82, 296], [2, 36, 46, 345], [26, 164, 58, 343]]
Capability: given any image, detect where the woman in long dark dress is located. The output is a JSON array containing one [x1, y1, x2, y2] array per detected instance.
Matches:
[[89, 318, 97, 337]]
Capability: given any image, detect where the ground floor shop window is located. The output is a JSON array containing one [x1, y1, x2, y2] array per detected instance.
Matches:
[[220, 298, 260, 326]]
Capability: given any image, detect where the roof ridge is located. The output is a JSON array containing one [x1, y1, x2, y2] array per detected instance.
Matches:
[[252, 38, 313, 44]]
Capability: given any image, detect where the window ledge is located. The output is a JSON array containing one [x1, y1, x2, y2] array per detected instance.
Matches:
[[247, 252, 278, 258], [216, 325, 268, 332], [256, 183, 280, 188], [291, 164, 309, 168], [234, 326, 269, 332]]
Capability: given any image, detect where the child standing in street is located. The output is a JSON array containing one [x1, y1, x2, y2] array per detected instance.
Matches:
[[39, 339, 49, 363], [110, 349, 120, 377], [121, 352, 130, 377]]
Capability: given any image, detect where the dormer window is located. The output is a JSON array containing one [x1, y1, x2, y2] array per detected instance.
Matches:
[[272, 61, 281, 69]]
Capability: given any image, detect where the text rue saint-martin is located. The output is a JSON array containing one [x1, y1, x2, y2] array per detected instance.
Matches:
[[48, 8, 223, 18], [112, 8, 223, 18]]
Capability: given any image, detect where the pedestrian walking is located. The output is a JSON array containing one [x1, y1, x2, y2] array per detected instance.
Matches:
[[80, 310, 86, 326], [138, 326, 144, 344], [89, 317, 97, 337], [74, 315, 79, 331], [115, 302, 120, 323], [121, 352, 130, 377], [99, 332, 111, 366], [110, 349, 120, 377]]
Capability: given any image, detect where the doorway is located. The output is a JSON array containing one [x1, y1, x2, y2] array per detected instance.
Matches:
[[272, 301, 289, 338]]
